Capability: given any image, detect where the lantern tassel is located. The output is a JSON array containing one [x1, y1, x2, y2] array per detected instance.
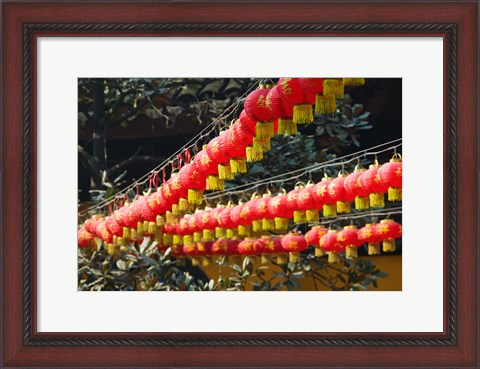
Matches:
[[218, 163, 234, 180], [324, 79, 345, 99], [238, 225, 251, 237], [191, 257, 200, 266], [262, 218, 275, 231], [252, 220, 262, 232], [382, 238, 396, 252], [206, 175, 225, 191], [315, 248, 326, 257], [143, 221, 149, 234], [255, 121, 274, 139], [289, 252, 301, 263], [130, 229, 137, 241], [173, 234, 182, 245], [323, 203, 337, 217], [246, 145, 263, 162], [148, 222, 156, 234], [179, 197, 193, 212], [163, 234, 173, 245], [202, 256, 211, 267], [156, 215, 165, 226], [188, 189, 203, 205], [203, 229, 214, 241], [337, 201, 351, 214], [343, 78, 365, 86], [230, 158, 247, 174], [355, 196, 370, 210], [261, 254, 271, 265], [293, 210, 306, 224], [328, 252, 341, 264], [226, 228, 238, 239], [193, 232, 202, 242], [306, 209, 319, 222], [171, 204, 180, 216], [369, 193, 385, 208], [183, 235, 193, 244], [278, 118, 297, 136], [293, 104, 313, 124], [253, 137, 271, 152], [315, 94, 336, 114], [368, 242, 381, 255], [388, 187, 402, 202], [137, 222, 144, 237], [345, 246, 358, 259], [277, 253, 288, 265], [215, 227, 225, 238], [154, 230, 162, 244], [122, 227, 130, 239], [274, 217, 289, 231]]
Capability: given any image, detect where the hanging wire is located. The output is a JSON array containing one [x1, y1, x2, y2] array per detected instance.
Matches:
[[79, 78, 261, 217], [203, 138, 402, 201], [312, 206, 403, 227]]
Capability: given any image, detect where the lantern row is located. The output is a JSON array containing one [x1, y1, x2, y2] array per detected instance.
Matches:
[[79, 220, 402, 266]]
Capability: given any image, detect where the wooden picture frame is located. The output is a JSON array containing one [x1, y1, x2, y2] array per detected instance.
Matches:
[[1, 1, 478, 367]]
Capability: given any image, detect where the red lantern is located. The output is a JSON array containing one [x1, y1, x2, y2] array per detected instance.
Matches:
[[281, 232, 308, 263], [319, 230, 345, 264], [375, 219, 402, 252], [230, 203, 250, 236], [193, 209, 212, 241], [344, 166, 370, 210], [305, 226, 328, 257], [231, 119, 262, 163], [277, 78, 315, 124], [146, 190, 168, 225], [179, 163, 206, 205], [95, 220, 113, 244], [327, 172, 355, 214], [207, 133, 233, 180], [267, 192, 293, 231], [193, 149, 223, 191], [299, 78, 335, 115], [266, 85, 296, 135], [140, 196, 157, 234], [296, 182, 322, 222], [359, 161, 389, 208], [286, 183, 307, 224], [196, 240, 214, 267], [208, 204, 225, 238], [212, 238, 239, 256], [253, 194, 275, 231], [78, 227, 95, 249], [337, 225, 363, 259], [238, 238, 257, 256], [358, 223, 383, 255], [85, 214, 104, 234], [378, 154, 402, 202], [160, 178, 177, 208], [243, 84, 275, 143], [218, 204, 237, 239], [312, 176, 336, 217], [238, 109, 257, 135], [254, 236, 284, 264], [105, 216, 123, 239], [224, 127, 248, 174]]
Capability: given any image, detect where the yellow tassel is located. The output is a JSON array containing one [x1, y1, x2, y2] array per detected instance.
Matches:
[[137, 222, 144, 237], [345, 246, 358, 259], [183, 235, 193, 244], [261, 254, 271, 264], [166, 211, 175, 224], [179, 197, 193, 212], [293, 104, 313, 124], [123, 227, 130, 239], [163, 234, 173, 245], [148, 222, 156, 234], [154, 229, 162, 244], [107, 243, 114, 255], [355, 196, 370, 210], [306, 209, 319, 222], [252, 220, 262, 232], [116, 237, 124, 247], [324, 79, 344, 99], [228, 255, 242, 266], [130, 229, 137, 241], [262, 218, 275, 231], [172, 204, 180, 216], [215, 227, 225, 238], [203, 229, 214, 241], [277, 253, 288, 265], [368, 242, 381, 255], [173, 234, 182, 245], [226, 228, 238, 239], [323, 203, 337, 217], [289, 252, 301, 263], [193, 232, 201, 242], [238, 225, 251, 236], [255, 121, 274, 139], [277, 118, 297, 135], [343, 78, 365, 86], [253, 137, 271, 152], [206, 175, 225, 191], [328, 252, 341, 264], [293, 210, 306, 224], [315, 94, 336, 114], [143, 221, 149, 233], [191, 257, 200, 266], [337, 201, 351, 214], [113, 236, 118, 247], [382, 238, 396, 252], [388, 187, 402, 202], [274, 217, 289, 231], [315, 248, 326, 257], [369, 193, 385, 208], [218, 163, 234, 180], [202, 257, 211, 267], [246, 145, 263, 162], [187, 189, 203, 205], [230, 158, 247, 174], [156, 215, 165, 226]]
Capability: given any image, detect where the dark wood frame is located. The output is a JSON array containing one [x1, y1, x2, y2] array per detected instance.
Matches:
[[1, 1, 478, 368]]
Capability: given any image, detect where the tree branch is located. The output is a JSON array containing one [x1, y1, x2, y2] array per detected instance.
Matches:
[[78, 145, 102, 187], [107, 148, 165, 178]]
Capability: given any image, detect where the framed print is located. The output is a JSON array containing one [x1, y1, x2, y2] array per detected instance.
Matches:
[[1, 1, 478, 368]]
